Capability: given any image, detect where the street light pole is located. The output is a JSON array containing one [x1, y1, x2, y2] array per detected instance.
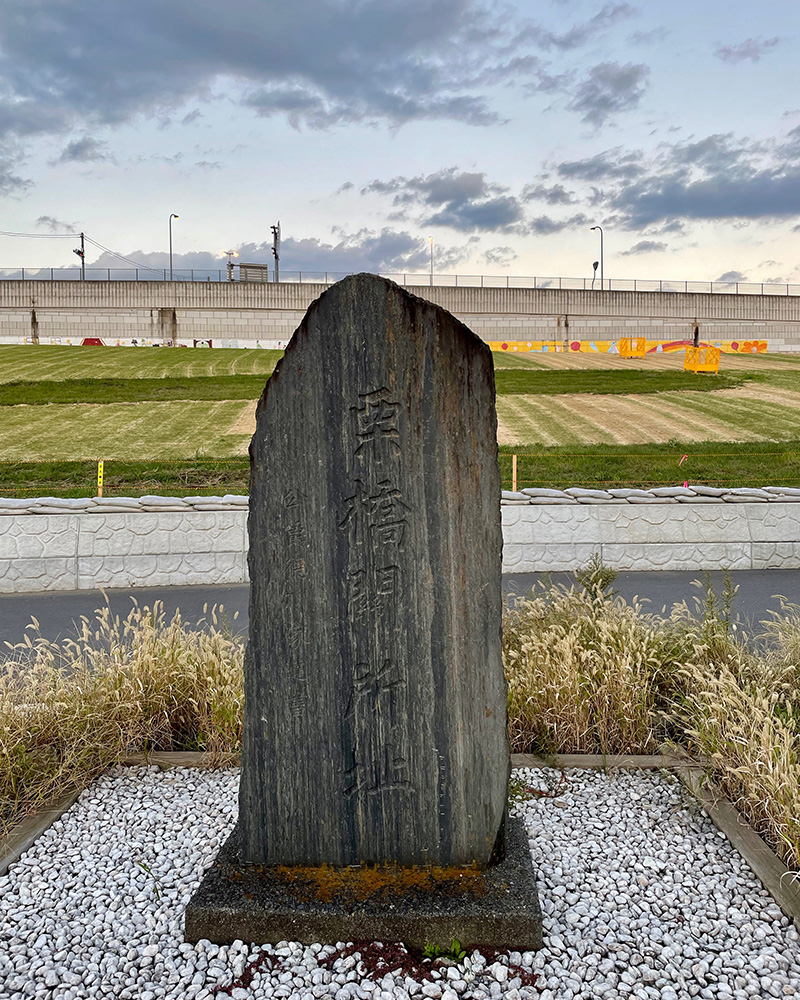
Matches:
[[429, 236, 434, 286], [224, 250, 239, 282], [222, 250, 241, 281], [169, 213, 179, 280], [590, 226, 603, 290]]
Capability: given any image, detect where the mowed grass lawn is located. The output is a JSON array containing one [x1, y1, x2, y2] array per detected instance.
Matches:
[[0, 344, 282, 381], [0, 345, 275, 462], [1, 343, 800, 492], [494, 350, 800, 446], [0, 401, 254, 461]]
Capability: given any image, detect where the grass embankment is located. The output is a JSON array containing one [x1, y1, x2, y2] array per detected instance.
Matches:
[[2, 579, 798, 871], [0, 459, 251, 498], [0, 370, 747, 405], [0, 345, 283, 381], [494, 370, 749, 395], [2, 344, 800, 492], [498, 441, 800, 490], [0, 376, 270, 406]]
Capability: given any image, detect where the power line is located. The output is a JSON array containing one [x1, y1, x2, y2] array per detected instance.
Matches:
[[0, 229, 77, 239], [82, 236, 164, 273], [0, 229, 169, 272]]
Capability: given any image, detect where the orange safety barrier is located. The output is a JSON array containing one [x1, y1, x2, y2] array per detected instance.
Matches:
[[619, 337, 646, 358], [684, 345, 721, 374]]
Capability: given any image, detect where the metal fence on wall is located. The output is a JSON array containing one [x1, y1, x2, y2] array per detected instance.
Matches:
[[1, 266, 800, 296]]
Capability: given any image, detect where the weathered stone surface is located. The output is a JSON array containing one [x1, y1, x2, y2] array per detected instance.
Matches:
[[239, 273, 508, 868], [184, 816, 542, 950]]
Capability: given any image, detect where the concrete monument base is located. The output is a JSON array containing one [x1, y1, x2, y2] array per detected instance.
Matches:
[[184, 817, 542, 950]]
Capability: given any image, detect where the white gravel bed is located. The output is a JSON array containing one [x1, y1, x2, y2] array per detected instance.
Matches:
[[1, 765, 798, 1000]]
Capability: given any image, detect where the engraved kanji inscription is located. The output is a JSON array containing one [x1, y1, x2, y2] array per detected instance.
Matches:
[[352, 388, 401, 487], [343, 658, 410, 797]]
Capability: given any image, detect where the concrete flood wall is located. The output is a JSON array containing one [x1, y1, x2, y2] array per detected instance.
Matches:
[[0, 511, 248, 593], [1, 502, 799, 593], [1, 282, 800, 349], [501, 503, 800, 574]]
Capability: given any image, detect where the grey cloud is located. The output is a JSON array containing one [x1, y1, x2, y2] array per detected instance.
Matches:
[[0, 146, 31, 195], [0, 172, 28, 195], [36, 215, 77, 232], [484, 246, 517, 266], [521, 182, 577, 205], [620, 239, 667, 255], [529, 212, 589, 234], [561, 129, 800, 227], [629, 27, 668, 44], [716, 37, 779, 64], [716, 270, 748, 282], [611, 166, 800, 226], [53, 136, 113, 163], [364, 166, 593, 234], [0, 0, 540, 147], [427, 195, 524, 231], [644, 219, 685, 235], [0, 0, 652, 179], [362, 167, 524, 233], [87, 228, 472, 275], [363, 168, 498, 206], [557, 148, 645, 182], [280, 228, 472, 272], [194, 160, 221, 169], [520, 4, 636, 52], [669, 132, 767, 176], [567, 62, 649, 126]]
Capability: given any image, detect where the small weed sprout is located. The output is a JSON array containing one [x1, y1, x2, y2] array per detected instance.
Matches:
[[422, 939, 467, 962], [135, 860, 162, 901]]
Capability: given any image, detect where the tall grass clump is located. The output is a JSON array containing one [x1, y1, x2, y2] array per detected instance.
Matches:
[[504, 563, 800, 870], [503, 574, 682, 756], [0, 601, 244, 837], [670, 596, 800, 869]]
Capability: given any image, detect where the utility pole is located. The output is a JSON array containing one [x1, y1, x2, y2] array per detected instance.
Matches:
[[73, 232, 85, 281], [271, 222, 280, 282]]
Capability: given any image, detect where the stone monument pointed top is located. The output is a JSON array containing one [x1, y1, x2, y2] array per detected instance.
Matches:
[[241, 272, 507, 867]]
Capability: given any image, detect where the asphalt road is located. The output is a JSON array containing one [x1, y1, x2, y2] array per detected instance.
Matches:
[[1, 570, 799, 650]]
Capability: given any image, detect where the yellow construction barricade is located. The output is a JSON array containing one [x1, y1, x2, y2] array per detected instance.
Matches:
[[684, 346, 721, 374], [619, 337, 646, 358]]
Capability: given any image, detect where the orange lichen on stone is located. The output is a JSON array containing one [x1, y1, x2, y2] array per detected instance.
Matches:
[[271, 862, 487, 904]]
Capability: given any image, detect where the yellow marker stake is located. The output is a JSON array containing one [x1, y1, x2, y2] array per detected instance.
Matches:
[[512, 454, 518, 493], [97, 460, 104, 498]]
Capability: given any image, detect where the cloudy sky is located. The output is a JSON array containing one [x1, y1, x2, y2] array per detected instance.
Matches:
[[1, 0, 798, 283]]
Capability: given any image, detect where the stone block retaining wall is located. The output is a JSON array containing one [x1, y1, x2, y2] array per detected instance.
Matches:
[[1, 490, 798, 592]]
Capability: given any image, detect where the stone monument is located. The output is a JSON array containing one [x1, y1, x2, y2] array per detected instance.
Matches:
[[185, 273, 541, 948]]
